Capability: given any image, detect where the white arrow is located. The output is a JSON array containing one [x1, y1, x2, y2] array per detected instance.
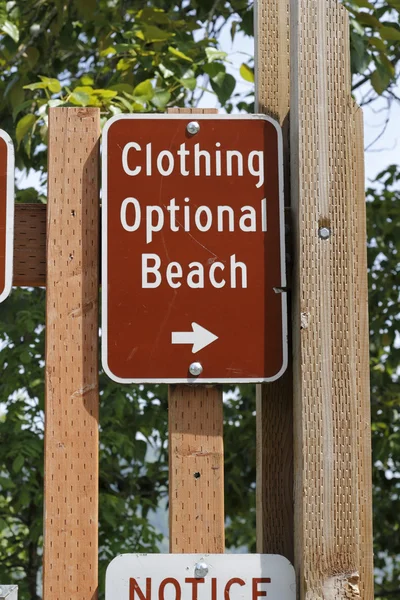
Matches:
[[171, 322, 218, 354]]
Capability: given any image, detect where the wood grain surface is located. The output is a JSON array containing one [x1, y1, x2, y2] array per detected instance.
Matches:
[[43, 107, 100, 600], [255, 0, 294, 562], [352, 106, 374, 599], [169, 384, 225, 553], [290, 1, 373, 597], [167, 107, 225, 554]]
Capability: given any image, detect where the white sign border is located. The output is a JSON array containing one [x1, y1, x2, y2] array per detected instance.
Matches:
[[105, 553, 296, 600], [101, 114, 287, 384], [0, 129, 14, 304]]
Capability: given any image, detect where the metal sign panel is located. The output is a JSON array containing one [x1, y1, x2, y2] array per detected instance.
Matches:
[[0, 130, 14, 303], [106, 554, 295, 600], [102, 114, 286, 383]]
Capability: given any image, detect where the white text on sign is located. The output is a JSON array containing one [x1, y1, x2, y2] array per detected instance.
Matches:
[[119, 142, 269, 290], [129, 577, 272, 600]]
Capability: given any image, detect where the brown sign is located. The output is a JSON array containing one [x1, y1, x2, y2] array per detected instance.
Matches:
[[0, 130, 14, 303], [102, 115, 287, 383]]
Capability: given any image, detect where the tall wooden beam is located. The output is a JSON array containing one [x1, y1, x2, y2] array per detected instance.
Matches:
[[290, 1, 372, 596], [169, 385, 224, 553], [255, 0, 293, 561], [352, 107, 374, 599], [43, 107, 100, 600], [167, 107, 224, 555]]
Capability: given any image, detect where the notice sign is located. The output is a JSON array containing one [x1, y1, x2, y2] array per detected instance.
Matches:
[[102, 115, 287, 383], [0, 130, 14, 303], [106, 554, 295, 600]]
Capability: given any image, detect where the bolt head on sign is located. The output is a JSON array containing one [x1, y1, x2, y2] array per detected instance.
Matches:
[[102, 115, 287, 383], [105, 554, 295, 600], [0, 130, 14, 304]]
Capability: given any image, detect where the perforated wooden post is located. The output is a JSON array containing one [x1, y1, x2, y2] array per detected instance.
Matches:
[[169, 385, 224, 553], [290, 1, 373, 597], [43, 107, 100, 600], [255, 0, 293, 561], [167, 107, 224, 554]]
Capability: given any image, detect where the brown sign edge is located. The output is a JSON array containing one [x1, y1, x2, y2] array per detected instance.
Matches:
[[100, 114, 288, 384], [0, 129, 14, 304]]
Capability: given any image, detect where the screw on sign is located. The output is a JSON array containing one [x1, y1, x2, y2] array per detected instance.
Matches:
[[105, 554, 295, 600], [102, 114, 287, 383], [0, 130, 14, 304]]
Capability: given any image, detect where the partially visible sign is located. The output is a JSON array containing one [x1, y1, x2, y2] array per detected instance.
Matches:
[[106, 554, 295, 600], [0, 130, 14, 303]]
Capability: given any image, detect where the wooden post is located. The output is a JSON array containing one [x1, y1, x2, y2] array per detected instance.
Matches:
[[43, 108, 100, 600], [290, 1, 373, 597], [167, 107, 225, 554], [352, 108, 374, 599], [169, 385, 224, 553], [255, 0, 293, 561]]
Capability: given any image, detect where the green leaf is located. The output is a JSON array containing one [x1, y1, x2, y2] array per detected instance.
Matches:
[[133, 79, 154, 99], [351, 0, 374, 8], [230, 20, 239, 42], [26, 47, 40, 68], [0, 1, 6, 28], [203, 63, 225, 78], [371, 67, 391, 94], [12, 99, 34, 121], [379, 53, 395, 76], [210, 72, 236, 105], [181, 77, 196, 91], [137, 7, 170, 25], [2, 20, 19, 42], [205, 48, 227, 63], [92, 89, 118, 99], [109, 84, 133, 94], [9, 83, 24, 108], [369, 36, 387, 52], [379, 25, 400, 41], [142, 24, 173, 42], [100, 46, 117, 57], [151, 90, 171, 109], [81, 75, 94, 86], [168, 46, 193, 62], [12, 455, 24, 474], [117, 58, 135, 71], [23, 82, 48, 91], [240, 63, 254, 83], [48, 99, 65, 108], [16, 113, 36, 146], [39, 76, 62, 94], [355, 12, 381, 27], [69, 91, 91, 106], [181, 68, 196, 91]]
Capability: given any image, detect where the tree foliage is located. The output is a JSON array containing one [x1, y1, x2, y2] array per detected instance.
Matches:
[[0, 1, 398, 599], [345, 0, 400, 97], [367, 166, 400, 599]]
